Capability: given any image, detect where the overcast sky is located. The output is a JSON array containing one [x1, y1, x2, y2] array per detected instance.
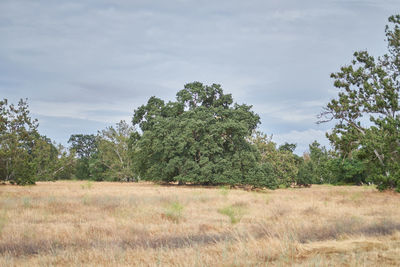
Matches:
[[1, 0, 399, 153]]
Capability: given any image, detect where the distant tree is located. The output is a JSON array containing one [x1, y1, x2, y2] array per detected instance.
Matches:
[[278, 142, 297, 153], [296, 156, 315, 187], [30, 134, 58, 180], [0, 99, 38, 185], [51, 144, 76, 180], [68, 134, 98, 180], [68, 134, 97, 159], [97, 121, 135, 181], [131, 82, 263, 186], [251, 132, 297, 187], [308, 141, 331, 184], [319, 15, 400, 191]]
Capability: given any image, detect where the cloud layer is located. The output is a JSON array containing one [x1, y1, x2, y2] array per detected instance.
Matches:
[[1, 0, 398, 153]]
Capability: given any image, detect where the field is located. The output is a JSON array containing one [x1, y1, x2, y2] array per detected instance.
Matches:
[[0, 181, 400, 266]]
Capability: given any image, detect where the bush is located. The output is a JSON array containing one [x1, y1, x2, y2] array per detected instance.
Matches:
[[246, 163, 278, 189]]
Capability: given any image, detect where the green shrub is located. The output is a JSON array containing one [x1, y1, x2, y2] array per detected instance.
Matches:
[[246, 163, 278, 189]]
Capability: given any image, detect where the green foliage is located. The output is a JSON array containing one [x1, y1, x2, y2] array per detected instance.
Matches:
[[319, 15, 400, 191], [219, 185, 230, 197], [327, 157, 367, 185], [81, 181, 93, 190], [51, 145, 76, 180], [300, 141, 332, 185], [68, 134, 98, 159], [22, 197, 31, 208], [68, 121, 135, 181], [278, 142, 297, 153], [246, 162, 278, 189], [0, 99, 75, 184], [163, 201, 184, 223], [296, 141, 368, 186], [251, 132, 297, 187], [96, 121, 135, 181], [296, 160, 315, 187], [131, 82, 262, 186], [68, 134, 103, 180], [0, 99, 38, 185], [218, 204, 246, 224], [0, 210, 7, 236]]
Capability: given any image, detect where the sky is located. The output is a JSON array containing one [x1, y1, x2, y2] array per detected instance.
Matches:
[[1, 0, 399, 154]]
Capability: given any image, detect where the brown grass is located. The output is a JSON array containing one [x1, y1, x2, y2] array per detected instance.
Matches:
[[0, 181, 400, 266]]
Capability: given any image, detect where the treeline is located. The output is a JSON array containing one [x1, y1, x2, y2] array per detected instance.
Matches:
[[0, 99, 134, 184], [1, 14, 399, 191], [0, 90, 375, 190]]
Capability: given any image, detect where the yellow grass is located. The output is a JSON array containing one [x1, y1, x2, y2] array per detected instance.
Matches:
[[0, 181, 400, 266]]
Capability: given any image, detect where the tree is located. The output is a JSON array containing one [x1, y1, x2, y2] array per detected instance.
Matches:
[[51, 144, 76, 180], [30, 134, 58, 180], [278, 142, 297, 153], [97, 121, 135, 181], [131, 82, 264, 186], [319, 15, 400, 191], [307, 141, 331, 184], [251, 132, 298, 187], [68, 134, 98, 180], [0, 99, 38, 184]]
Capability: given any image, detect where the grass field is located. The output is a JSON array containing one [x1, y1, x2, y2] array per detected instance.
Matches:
[[0, 181, 400, 266]]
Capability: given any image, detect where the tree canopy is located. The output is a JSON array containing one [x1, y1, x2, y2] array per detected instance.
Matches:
[[319, 15, 400, 191], [0, 99, 72, 184], [131, 82, 263, 186]]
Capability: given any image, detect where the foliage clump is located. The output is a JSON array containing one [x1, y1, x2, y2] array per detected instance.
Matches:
[[0, 99, 74, 185], [131, 82, 271, 187], [319, 15, 400, 191], [218, 204, 246, 224], [163, 201, 184, 223], [68, 121, 136, 181]]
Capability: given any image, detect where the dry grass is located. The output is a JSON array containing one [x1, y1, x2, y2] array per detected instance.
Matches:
[[0, 181, 399, 266]]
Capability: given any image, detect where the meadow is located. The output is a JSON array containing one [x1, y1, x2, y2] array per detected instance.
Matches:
[[0, 181, 400, 266]]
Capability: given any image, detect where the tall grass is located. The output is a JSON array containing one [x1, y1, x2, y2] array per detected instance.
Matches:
[[0, 181, 399, 266]]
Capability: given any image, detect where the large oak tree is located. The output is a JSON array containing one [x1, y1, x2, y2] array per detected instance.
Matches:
[[131, 82, 264, 186]]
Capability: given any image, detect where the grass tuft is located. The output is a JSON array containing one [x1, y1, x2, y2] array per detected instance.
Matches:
[[219, 186, 230, 197], [218, 204, 246, 224], [162, 201, 184, 223], [0, 211, 7, 236]]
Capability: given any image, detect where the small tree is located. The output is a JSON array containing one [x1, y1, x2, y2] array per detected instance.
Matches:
[[0, 99, 38, 185], [250, 132, 298, 187], [97, 121, 135, 181], [68, 134, 99, 180]]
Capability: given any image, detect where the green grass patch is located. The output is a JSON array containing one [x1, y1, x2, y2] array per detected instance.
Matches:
[[81, 181, 93, 190], [163, 201, 184, 223], [219, 185, 230, 197], [0, 210, 7, 236], [218, 204, 246, 224]]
